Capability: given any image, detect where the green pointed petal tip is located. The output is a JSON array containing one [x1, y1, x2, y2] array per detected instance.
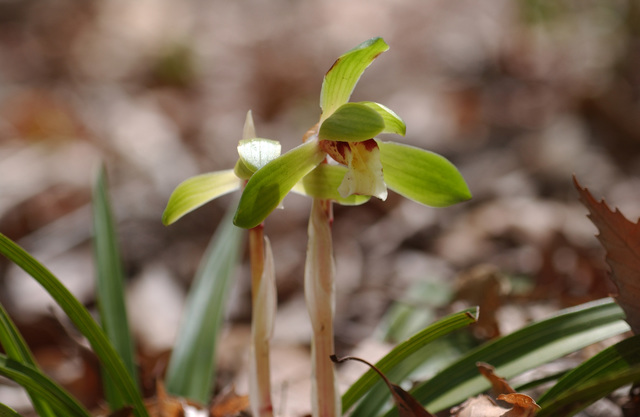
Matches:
[[319, 103, 385, 142], [292, 164, 371, 206], [320, 37, 389, 119], [358, 101, 406, 136], [162, 170, 241, 225], [378, 141, 471, 207], [234, 140, 325, 229]]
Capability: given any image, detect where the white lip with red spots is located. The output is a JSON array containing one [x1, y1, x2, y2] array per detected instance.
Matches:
[[320, 139, 387, 200]]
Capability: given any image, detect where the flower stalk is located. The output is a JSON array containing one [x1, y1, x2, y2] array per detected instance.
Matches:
[[249, 225, 275, 417], [305, 197, 340, 417]]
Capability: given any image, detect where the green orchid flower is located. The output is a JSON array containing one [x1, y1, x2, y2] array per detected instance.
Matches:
[[163, 112, 280, 417], [162, 111, 281, 225], [234, 37, 471, 229]]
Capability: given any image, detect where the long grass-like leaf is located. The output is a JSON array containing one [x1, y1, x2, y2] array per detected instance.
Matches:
[[0, 304, 57, 417], [92, 166, 139, 410], [164, 201, 245, 404], [0, 403, 24, 417], [0, 354, 91, 417], [342, 307, 478, 414], [0, 234, 149, 417], [537, 334, 640, 415], [537, 365, 640, 416], [381, 298, 627, 416]]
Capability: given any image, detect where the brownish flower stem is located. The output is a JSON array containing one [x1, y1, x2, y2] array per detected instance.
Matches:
[[249, 224, 274, 417], [305, 198, 339, 417], [250, 225, 265, 305]]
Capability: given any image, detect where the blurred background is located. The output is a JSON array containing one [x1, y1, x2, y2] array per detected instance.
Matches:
[[1, 0, 640, 415]]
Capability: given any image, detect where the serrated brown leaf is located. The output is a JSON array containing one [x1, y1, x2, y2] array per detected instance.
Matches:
[[574, 176, 640, 334], [330, 355, 435, 417]]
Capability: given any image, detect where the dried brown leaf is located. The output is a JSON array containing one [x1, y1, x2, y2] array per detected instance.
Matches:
[[210, 390, 250, 417], [330, 355, 435, 417], [451, 363, 540, 416], [497, 393, 540, 416], [574, 176, 640, 334], [477, 362, 515, 397]]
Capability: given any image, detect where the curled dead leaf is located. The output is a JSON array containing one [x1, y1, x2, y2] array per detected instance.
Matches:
[[330, 355, 435, 417], [477, 362, 515, 397], [452, 363, 540, 417]]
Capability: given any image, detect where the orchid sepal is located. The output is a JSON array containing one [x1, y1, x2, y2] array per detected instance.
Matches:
[[162, 170, 242, 225], [378, 140, 472, 207]]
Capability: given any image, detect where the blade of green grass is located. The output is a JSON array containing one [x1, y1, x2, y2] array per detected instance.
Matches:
[[342, 307, 478, 414], [92, 166, 139, 410], [537, 334, 640, 415], [164, 200, 245, 404], [0, 403, 24, 417], [382, 298, 627, 416], [349, 331, 476, 417], [537, 365, 640, 416], [0, 304, 58, 417], [0, 234, 149, 417], [0, 354, 91, 417]]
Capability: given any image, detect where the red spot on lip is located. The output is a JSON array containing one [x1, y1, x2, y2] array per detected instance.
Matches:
[[320, 140, 349, 165], [362, 138, 378, 151]]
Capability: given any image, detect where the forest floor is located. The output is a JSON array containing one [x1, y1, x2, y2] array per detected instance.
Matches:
[[1, 1, 640, 416]]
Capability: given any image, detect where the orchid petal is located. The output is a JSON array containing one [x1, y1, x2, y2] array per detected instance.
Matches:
[[234, 139, 326, 229], [243, 110, 257, 140], [162, 170, 241, 225], [319, 103, 384, 142], [358, 101, 406, 136], [378, 141, 471, 207]]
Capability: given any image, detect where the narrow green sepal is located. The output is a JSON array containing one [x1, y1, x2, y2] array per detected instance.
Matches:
[[234, 140, 325, 229], [378, 141, 471, 207], [292, 164, 371, 206], [319, 103, 385, 142], [162, 170, 241, 225], [358, 101, 406, 136], [320, 37, 389, 119]]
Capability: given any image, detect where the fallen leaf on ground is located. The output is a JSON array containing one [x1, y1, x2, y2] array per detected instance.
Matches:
[[330, 354, 435, 417], [451, 363, 539, 417], [477, 362, 515, 397], [210, 388, 250, 417], [144, 380, 207, 417], [574, 176, 640, 334]]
